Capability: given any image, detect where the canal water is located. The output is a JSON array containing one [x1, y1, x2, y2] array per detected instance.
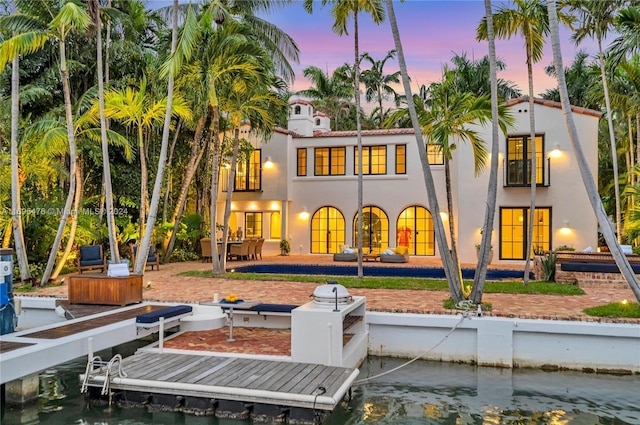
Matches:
[[2, 352, 638, 424]]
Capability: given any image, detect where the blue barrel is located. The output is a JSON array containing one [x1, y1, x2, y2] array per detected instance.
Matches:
[[0, 248, 16, 335]]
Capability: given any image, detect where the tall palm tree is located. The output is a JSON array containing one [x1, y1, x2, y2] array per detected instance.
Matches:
[[303, 0, 385, 278], [547, 0, 640, 303], [542, 50, 600, 109], [0, 0, 91, 285], [88, 0, 119, 264], [572, 0, 626, 243], [296, 65, 354, 130], [477, 0, 571, 284], [134, 0, 181, 275], [472, 0, 501, 304], [384, 0, 465, 303], [360, 49, 400, 124]]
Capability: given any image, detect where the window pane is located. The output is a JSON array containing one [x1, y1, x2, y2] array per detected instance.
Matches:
[[354, 147, 370, 175], [245, 212, 262, 238], [270, 211, 281, 239], [331, 147, 345, 175], [370, 146, 386, 174], [248, 150, 261, 190], [396, 145, 406, 174], [315, 148, 329, 175], [427, 144, 443, 165], [297, 148, 307, 176]]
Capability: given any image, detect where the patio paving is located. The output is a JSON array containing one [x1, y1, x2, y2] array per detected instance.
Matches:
[[27, 254, 638, 323]]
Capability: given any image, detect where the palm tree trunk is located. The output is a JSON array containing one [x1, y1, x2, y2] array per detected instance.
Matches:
[[52, 163, 83, 279], [471, 0, 499, 303], [547, 0, 640, 303], [41, 41, 77, 285], [138, 126, 147, 240], [134, 0, 178, 274], [210, 107, 224, 274], [444, 158, 463, 288], [95, 0, 119, 264], [10, 53, 31, 281], [523, 40, 537, 285], [221, 128, 241, 267], [385, 0, 464, 302], [354, 10, 364, 278], [598, 37, 621, 242], [162, 118, 182, 224], [164, 118, 206, 262]]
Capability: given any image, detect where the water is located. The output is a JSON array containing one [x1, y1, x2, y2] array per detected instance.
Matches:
[[3, 353, 638, 425]]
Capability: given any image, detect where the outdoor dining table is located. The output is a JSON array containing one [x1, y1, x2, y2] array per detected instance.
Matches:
[[202, 300, 261, 341]]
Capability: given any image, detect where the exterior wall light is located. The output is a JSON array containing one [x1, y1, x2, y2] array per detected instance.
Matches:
[[549, 143, 562, 158], [264, 156, 274, 169], [560, 220, 571, 235], [299, 207, 309, 220]]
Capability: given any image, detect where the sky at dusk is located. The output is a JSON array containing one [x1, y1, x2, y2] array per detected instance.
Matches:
[[149, 1, 604, 106]]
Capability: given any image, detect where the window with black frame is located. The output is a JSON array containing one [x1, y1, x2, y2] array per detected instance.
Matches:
[[506, 135, 544, 186]]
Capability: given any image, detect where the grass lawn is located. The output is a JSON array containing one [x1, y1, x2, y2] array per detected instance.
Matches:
[[584, 300, 640, 318], [180, 270, 586, 295]]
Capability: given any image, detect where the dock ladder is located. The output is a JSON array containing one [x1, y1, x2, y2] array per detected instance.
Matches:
[[81, 354, 127, 398]]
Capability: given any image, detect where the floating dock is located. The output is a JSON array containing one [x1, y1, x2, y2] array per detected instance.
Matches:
[[81, 351, 358, 423]]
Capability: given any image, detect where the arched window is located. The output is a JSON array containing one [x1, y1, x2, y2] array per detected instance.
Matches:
[[310, 206, 345, 254], [315, 118, 321, 126], [397, 206, 435, 255], [353, 206, 389, 253], [294, 105, 301, 115], [270, 211, 281, 240]]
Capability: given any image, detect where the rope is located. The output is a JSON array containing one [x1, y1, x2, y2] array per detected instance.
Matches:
[[353, 312, 470, 385]]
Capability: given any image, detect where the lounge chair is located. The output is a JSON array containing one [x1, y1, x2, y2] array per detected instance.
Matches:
[[77, 245, 106, 273], [333, 245, 359, 262], [132, 245, 160, 270], [380, 246, 410, 263]]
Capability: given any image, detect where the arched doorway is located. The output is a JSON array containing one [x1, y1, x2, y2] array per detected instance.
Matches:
[[397, 206, 435, 256], [270, 211, 281, 240], [353, 206, 389, 253], [310, 206, 345, 254]]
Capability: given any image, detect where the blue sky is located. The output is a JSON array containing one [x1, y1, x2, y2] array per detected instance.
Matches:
[[147, 1, 601, 102]]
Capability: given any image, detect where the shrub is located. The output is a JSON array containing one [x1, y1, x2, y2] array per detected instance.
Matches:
[[541, 252, 557, 282]]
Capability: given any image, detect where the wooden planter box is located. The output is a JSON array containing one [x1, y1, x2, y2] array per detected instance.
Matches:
[[68, 274, 143, 306]]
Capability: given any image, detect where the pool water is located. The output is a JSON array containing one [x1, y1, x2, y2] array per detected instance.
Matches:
[[230, 263, 529, 280], [2, 352, 637, 424]]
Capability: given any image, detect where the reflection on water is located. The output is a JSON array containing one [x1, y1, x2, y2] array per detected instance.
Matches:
[[2, 354, 638, 424]]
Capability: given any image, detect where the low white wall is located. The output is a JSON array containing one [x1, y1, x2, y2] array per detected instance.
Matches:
[[15, 296, 67, 331], [366, 312, 640, 373]]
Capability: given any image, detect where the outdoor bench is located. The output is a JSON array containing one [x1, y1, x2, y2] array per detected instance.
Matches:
[[221, 303, 299, 329], [136, 305, 193, 328]]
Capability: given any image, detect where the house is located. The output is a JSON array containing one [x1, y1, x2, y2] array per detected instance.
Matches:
[[216, 96, 601, 264]]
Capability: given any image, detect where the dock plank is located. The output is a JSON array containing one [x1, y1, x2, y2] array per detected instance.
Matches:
[[263, 362, 310, 392], [277, 363, 321, 393]]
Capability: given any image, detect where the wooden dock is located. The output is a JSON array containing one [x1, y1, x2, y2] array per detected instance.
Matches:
[[82, 351, 359, 423]]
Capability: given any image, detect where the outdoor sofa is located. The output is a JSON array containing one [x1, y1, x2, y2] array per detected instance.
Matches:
[[380, 246, 410, 263], [333, 245, 359, 262]]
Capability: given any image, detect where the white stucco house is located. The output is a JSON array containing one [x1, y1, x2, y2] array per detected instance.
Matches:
[[216, 96, 602, 265]]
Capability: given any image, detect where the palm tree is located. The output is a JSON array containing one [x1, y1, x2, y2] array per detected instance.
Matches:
[[360, 49, 400, 124], [102, 79, 190, 241], [296, 65, 354, 130], [542, 50, 600, 109], [609, 6, 640, 67], [547, 0, 640, 303], [0, 0, 91, 285], [384, 0, 465, 303], [471, 0, 501, 304], [477, 0, 571, 284], [448, 51, 521, 100], [572, 0, 626, 243], [303, 0, 385, 278], [88, 0, 119, 265]]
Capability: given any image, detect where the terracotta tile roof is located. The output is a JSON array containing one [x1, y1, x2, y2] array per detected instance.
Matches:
[[506, 96, 603, 118], [292, 128, 415, 138], [274, 126, 304, 137], [288, 99, 314, 106]]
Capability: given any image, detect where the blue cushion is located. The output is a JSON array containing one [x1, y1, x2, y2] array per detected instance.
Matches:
[[249, 304, 298, 313], [136, 305, 192, 323], [80, 258, 104, 266], [560, 262, 640, 273], [80, 245, 101, 261]]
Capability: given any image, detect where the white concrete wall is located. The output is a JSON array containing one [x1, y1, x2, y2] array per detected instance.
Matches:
[[454, 100, 600, 263], [367, 312, 640, 372]]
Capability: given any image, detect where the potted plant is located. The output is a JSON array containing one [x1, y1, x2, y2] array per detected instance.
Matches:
[[475, 243, 494, 264], [279, 239, 290, 256]]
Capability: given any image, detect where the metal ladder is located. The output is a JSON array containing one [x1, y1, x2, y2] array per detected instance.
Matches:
[[81, 354, 127, 396]]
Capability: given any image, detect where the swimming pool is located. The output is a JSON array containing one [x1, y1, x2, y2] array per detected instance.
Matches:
[[228, 263, 528, 280]]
